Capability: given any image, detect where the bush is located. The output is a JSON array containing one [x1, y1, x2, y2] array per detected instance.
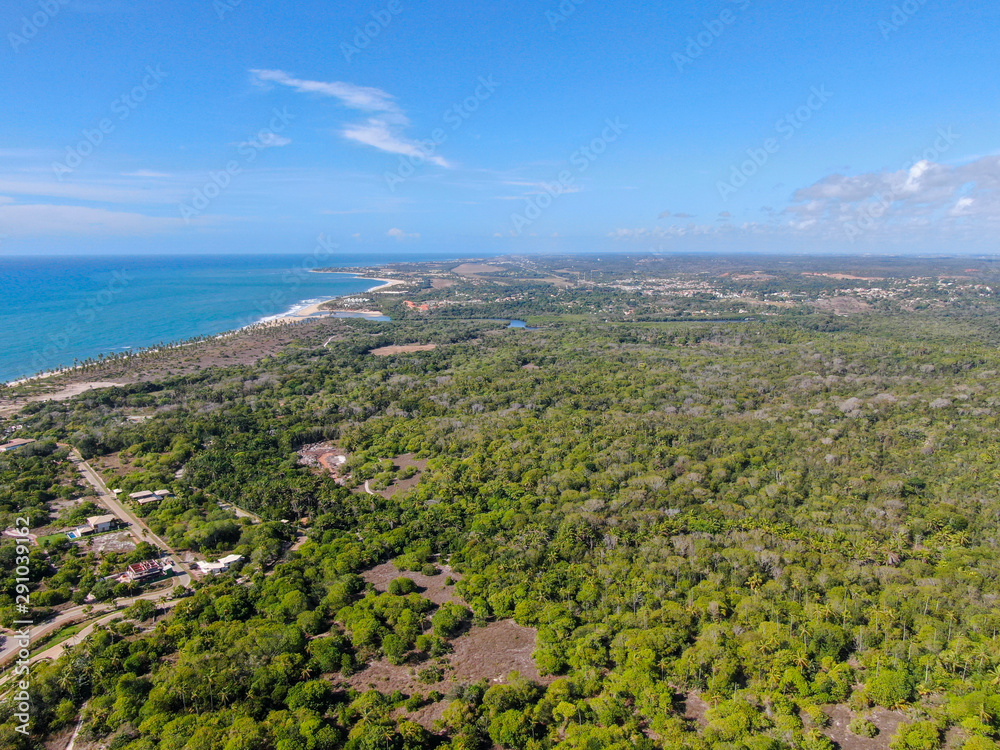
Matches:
[[421, 563, 439, 576], [868, 669, 913, 708], [383, 633, 408, 665], [891, 721, 942, 750], [804, 704, 830, 728], [849, 716, 879, 738], [431, 602, 469, 638], [388, 577, 417, 595]]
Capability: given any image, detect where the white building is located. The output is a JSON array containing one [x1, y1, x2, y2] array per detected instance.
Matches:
[[86, 514, 118, 533], [196, 554, 244, 575]]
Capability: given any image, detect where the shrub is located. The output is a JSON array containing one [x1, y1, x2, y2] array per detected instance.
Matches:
[[804, 704, 830, 728], [849, 716, 879, 738], [867, 669, 913, 708], [891, 721, 942, 750], [388, 577, 417, 595]]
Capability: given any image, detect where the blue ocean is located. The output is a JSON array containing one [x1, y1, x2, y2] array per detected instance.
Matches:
[[0, 253, 442, 384]]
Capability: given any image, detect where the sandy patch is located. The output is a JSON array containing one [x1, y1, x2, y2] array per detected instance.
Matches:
[[344, 618, 545, 730], [369, 344, 437, 356], [0, 382, 127, 418], [354, 454, 429, 499], [431, 279, 455, 289], [81, 530, 136, 555], [803, 272, 885, 281], [451, 263, 506, 276], [822, 704, 908, 750], [361, 561, 461, 606], [813, 296, 873, 315]]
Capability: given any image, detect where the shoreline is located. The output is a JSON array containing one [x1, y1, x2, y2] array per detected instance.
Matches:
[[261, 277, 403, 325], [2, 275, 403, 387]]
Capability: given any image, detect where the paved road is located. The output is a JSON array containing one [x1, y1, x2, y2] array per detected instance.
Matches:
[[31, 595, 184, 665], [0, 446, 195, 669], [63, 445, 196, 579], [0, 571, 189, 668]]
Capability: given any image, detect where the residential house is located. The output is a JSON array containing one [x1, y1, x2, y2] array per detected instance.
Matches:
[[86, 514, 118, 533]]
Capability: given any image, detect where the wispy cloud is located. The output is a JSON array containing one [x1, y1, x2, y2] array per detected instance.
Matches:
[[237, 131, 291, 150], [249, 69, 449, 167], [0, 203, 190, 236], [0, 177, 182, 205], [386, 227, 419, 240]]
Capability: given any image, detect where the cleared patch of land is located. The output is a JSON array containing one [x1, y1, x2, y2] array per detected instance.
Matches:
[[451, 263, 507, 276], [369, 344, 437, 356], [813, 296, 873, 315], [822, 704, 908, 750], [361, 560, 459, 606], [0, 381, 126, 417], [803, 272, 886, 281]]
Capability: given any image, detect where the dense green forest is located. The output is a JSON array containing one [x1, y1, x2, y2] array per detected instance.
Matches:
[[1, 258, 999, 750]]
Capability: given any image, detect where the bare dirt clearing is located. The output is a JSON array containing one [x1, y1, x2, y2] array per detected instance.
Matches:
[[298, 442, 349, 482], [343, 619, 545, 730], [0, 382, 125, 417], [370, 344, 437, 356], [823, 704, 908, 750], [349, 561, 547, 728], [361, 560, 460, 606], [368, 453, 429, 499], [451, 263, 507, 276], [813, 296, 873, 315], [84, 530, 137, 555]]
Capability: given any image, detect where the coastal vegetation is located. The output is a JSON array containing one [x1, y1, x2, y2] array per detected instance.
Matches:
[[1, 255, 999, 749]]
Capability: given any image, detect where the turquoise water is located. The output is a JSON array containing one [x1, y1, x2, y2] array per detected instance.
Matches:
[[0, 254, 428, 383]]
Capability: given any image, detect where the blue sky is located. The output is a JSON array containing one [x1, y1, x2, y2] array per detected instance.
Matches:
[[1, 0, 998, 256]]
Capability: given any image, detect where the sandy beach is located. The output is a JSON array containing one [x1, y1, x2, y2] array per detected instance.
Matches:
[[272, 278, 405, 324]]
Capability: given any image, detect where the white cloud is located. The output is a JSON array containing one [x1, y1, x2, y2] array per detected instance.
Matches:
[[0, 177, 181, 205], [237, 131, 291, 150], [343, 119, 447, 167], [386, 227, 419, 241], [0, 203, 189, 236], [249, 69, 449, 167], [616, 154, 1000, 250], [250, 69, 400, 114]]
